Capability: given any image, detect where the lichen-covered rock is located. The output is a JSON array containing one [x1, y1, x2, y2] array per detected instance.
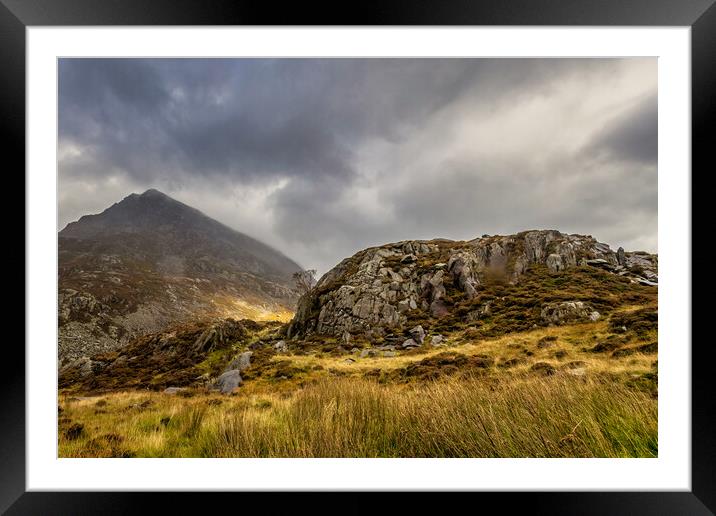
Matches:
[[617, 246, 627, 266], [409, 325, 426, 345], [541, 301, 600, 325], [225, 351, 253, 372], [287, 230, 657, 339], [402, 339, 420, 348], [546, 253, 565, 272], [430, 335, 445, 347], [214, 369, 242, 394]]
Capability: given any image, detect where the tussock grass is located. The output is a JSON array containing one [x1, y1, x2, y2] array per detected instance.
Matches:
[[59, 302, 657, 458], [59, 373, 656, 458]]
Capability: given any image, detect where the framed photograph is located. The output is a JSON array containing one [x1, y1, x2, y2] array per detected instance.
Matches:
[[6, 0, 713, 513]]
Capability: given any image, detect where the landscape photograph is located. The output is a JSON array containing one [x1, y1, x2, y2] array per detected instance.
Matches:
[[57, 57, 658, 458]]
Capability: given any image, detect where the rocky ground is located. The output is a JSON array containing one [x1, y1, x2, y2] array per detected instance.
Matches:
[[60, 229, 657, 398], [58, 262, 295, 366]]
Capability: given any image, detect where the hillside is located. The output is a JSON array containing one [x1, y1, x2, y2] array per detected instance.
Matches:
[[58, 189, 302, 366], [60, 229, 657, 392], [58, 228, 658, 458]]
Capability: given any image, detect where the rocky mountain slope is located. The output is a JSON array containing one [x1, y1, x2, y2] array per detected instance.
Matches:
[[59, 189, 302, 366], [59, 318, 277, 392], [287, 229, 657, 340]]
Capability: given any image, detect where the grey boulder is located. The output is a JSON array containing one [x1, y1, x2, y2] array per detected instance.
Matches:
[[402, 338, 419, 348], [409, 325, 426, 344], [541, 301, 600, 325], [430, 335, 445, 347], [215, 370, 243, 394], [225, 351, 253, 372]]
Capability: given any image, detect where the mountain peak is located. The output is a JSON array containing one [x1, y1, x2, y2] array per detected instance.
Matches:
[[139, 188, 169, 198], [118, 188, 175, 205], [116, 188, 172, 206], [60, 190, 302, 281]]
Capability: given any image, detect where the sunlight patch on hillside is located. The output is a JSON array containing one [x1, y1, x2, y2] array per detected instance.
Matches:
[[220, 297, 294, 323]]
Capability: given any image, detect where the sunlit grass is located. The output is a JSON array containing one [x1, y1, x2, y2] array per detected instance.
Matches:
[[59, 372, 656, 458], [214, 296, 294, 323], [59, 303, 657, 458]]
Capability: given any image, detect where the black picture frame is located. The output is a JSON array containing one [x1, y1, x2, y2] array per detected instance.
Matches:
[[4, 1, 713, 513]]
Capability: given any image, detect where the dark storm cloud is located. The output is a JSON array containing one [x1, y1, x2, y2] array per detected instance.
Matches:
[[59, 58, 657, 274], [60, 59, 487, 185], [584, 92, 658, 164], [59, 59, 613, 183], [60, 59, 166, 120]]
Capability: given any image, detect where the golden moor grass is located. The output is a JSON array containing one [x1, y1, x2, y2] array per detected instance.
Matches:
[[59, 373, 656, 458]]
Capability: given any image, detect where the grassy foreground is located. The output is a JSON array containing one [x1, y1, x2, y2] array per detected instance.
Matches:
[[59, 301, 658, 458], [59, 373, 657, 458]]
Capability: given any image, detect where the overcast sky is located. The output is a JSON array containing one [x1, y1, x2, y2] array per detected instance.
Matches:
[[59, 58, 657, 275]]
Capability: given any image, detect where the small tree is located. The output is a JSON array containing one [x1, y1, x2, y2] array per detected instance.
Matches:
[[293, 269, 317, 295]]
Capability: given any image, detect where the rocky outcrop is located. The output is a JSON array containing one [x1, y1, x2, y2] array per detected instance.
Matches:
[[288, 230, 657, 339], [540, 301, 601, 325]]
